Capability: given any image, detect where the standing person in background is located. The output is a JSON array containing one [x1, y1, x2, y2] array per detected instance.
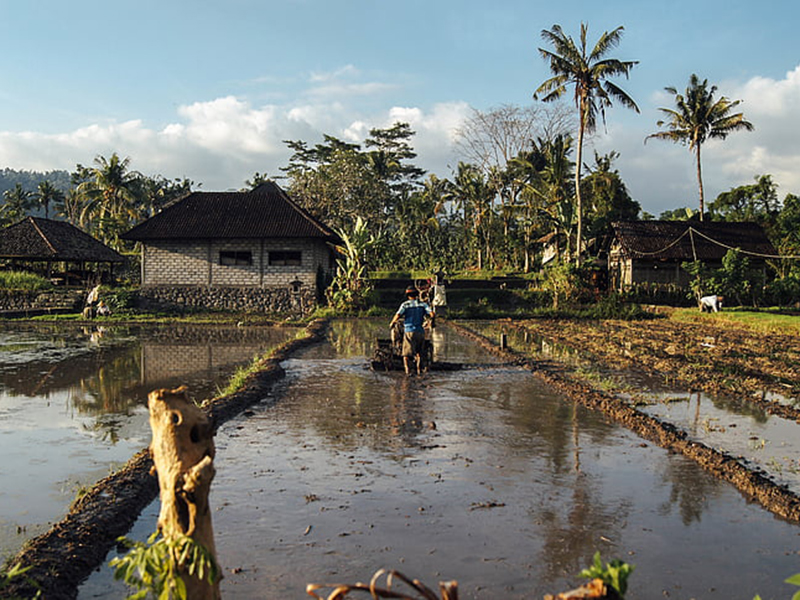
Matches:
[[432, 271, 448, 318], [390, 286, 435, 375]]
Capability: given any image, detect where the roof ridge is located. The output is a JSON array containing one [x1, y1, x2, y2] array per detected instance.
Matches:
[[28, 216, 58, 256], [267, 184, 336, 238]]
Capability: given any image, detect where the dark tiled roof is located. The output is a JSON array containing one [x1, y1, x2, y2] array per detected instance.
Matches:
[[0, 217, 124, 262], [611, 220, 776, 260], [123, 181, 337, 241]]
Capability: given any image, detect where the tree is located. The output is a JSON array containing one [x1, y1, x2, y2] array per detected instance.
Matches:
[[709, 174, 779, 228], [535, 23, 639, 262], [243, 172, 270, 190], [77, 153, 144, 249], [33, 180, 65, 219], [646, 74, 754, 221], [581, 150, 640, 242], [0, 184, 33, 226]]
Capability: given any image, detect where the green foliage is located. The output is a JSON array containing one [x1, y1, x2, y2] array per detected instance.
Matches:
[[326, 216, 377, 312], [110, 532, 219, 600], [537, 261, 591, 309], [682, 249, 766, 307], [0, 563, 42, 599], [753, 572, 800, 600], [0, 270, 54, 291], [580, 551, 634, 597], [105, 287, 137, 310], [585, 293, 648, 319]]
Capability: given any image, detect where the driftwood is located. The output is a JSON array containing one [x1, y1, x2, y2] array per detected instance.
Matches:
[[148, 386, 220, 599]]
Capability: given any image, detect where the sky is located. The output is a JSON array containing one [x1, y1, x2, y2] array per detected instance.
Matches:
[[0, 0, 798, 217]]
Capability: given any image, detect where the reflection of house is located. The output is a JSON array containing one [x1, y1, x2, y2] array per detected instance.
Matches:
[[609, 220, 776, 291], [0, 217, 124, 283], [122, 181, 338, 310]]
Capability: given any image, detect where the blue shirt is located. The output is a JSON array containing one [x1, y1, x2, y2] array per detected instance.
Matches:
[[396, 299, 433, 333]]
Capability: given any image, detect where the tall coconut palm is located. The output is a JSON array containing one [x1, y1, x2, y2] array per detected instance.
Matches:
[[535, 23, 639, 262], [646, 74, 754, 220], [1, 184, 33, 226], [34, 180, 64, 219], [77, 153, 142, 248]]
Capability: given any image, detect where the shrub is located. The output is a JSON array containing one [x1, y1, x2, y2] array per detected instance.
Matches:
[[0, 271, 53, 291]]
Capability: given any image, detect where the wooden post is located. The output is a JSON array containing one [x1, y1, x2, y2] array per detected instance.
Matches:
[[148, 386, 220, 599]]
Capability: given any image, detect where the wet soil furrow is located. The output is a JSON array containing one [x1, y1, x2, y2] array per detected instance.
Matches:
[[1, 319, 329, 600], [515, 318, 800, 421], [451, 320, 800, 525]]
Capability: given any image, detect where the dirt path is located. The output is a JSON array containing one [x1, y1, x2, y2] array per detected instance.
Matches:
[[450, 315, 800, 525]]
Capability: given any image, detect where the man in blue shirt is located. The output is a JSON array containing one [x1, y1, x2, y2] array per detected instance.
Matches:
[[389, 286, 435, 374]]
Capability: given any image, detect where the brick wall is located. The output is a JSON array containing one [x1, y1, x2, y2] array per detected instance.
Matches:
[[142, 238, 333, 292]]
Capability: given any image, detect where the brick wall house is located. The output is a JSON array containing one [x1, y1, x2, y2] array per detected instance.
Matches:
[[123, 182, 339, 312]]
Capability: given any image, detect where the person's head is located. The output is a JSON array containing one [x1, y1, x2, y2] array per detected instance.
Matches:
[[405, 286, 419, 299]]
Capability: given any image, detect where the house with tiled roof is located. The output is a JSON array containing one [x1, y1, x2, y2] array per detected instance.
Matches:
[[0, 216, 123, 283], [122, 181, 339, 312], [609, 220, 776, 291]]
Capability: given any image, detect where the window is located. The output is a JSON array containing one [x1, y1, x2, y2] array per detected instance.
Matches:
[[219, 250, 252, 266], [269, 251, 302, 266]]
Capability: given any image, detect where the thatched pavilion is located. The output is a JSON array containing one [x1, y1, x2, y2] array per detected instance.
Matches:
[[0, 216, 124, 285]]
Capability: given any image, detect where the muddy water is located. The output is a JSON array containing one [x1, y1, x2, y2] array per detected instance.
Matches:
[[475, 321, 800, 497], [0, 322, 297, 560], [82, 320, 800, 599]]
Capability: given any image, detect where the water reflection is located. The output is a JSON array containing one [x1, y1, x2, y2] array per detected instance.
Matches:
[[77, 319, 800, 599], [0, 321, 298, 559]]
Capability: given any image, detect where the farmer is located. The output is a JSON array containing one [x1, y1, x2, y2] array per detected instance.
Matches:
[[390, 286, 435, 374], [699, 294, 723, 313]]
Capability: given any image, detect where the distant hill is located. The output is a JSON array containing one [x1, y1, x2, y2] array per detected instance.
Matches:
[[0, 168, 72, 197]]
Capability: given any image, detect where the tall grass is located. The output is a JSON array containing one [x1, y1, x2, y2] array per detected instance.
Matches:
[[0, 271, 53, 291], [671, 307, 800, 335]]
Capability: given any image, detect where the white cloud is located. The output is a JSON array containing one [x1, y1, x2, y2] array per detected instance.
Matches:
[[0, 94, 472, 192], [605, 64, 800, 217]]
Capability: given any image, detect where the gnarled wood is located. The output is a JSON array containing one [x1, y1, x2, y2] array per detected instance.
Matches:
[[148, 386, 220, 599]]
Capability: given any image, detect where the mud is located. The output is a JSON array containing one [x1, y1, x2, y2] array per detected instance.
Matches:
[[1, 319, 328, 600], [450, 318, 800, 524]]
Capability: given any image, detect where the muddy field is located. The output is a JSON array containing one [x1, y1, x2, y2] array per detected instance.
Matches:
[[5, 314, 800, 599], [510, 313, 800, 416]]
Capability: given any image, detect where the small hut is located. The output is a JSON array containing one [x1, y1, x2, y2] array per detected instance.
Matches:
[[0, 216, 124, 285], [608, 220, 776, 291]]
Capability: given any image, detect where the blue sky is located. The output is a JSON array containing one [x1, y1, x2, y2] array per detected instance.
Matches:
[[1, 0, 798, 216]]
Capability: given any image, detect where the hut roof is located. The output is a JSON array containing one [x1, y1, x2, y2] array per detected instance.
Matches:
[[123, 181, 337, 241], [0, 217, 124, 262], [611, 220, 776, 261]]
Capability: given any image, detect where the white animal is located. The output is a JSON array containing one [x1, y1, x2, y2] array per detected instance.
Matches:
[[699, 295, 723, 313]]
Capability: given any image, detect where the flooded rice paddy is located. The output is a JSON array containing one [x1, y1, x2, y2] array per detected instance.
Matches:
[[0, 322, 297, 559], [68, 319, 800, 599]]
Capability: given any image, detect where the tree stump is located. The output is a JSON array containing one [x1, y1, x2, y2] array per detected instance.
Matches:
[[148, 386, 220, 599]]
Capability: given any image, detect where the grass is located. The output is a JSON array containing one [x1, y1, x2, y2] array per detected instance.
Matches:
[[670, 307, 800, 335], [0, 271, 53, 291]]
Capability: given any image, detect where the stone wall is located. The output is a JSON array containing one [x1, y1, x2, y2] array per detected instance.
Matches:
[[135, 286, 318, 316], [0, 289, 84, 312]]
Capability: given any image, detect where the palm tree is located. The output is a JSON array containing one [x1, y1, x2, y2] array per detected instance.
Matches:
[[535, 23, 639, 262], [77, 153, 143, 248], [1, 184, 33, 226], [34, 180, 64, 219], [646, 74, 754, 220]]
